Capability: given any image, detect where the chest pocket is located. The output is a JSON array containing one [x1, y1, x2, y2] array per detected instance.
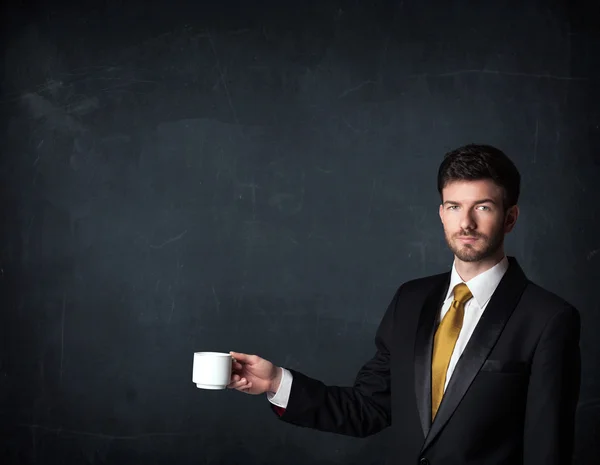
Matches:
[[481, 359, 530, 375]]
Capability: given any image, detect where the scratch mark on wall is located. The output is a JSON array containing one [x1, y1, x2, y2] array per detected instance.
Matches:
[[212, 285, 220, 313], [533, 119, 539, 163], [149, 230, 188, 249], [169, 298, 175, 323], [20, 424, 210, 441], [60, 293, 66, 383], [367, 179, 377, 222], [207, 31, 240, 127], [338, 80, 376, 98], [410, 69, 587, 81]]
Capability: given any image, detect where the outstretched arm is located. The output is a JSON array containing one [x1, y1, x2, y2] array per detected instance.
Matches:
[[228, 287, 401, 438], [269, 287, 400, 438]]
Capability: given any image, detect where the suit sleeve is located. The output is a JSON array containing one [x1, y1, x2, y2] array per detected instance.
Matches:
[[273, 286, 400, 438], [523, 305, 581, 465]]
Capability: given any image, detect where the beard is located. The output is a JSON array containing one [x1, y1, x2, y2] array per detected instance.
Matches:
[[445, 228, 505, 262]]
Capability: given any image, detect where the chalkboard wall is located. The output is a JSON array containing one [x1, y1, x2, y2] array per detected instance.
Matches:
[[1, 1, 598, 464]]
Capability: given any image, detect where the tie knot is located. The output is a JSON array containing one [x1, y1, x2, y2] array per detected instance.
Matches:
[[453, 283, 472, 305]]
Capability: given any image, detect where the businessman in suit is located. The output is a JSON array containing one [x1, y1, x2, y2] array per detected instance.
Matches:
[[227, 144, 581, 465]]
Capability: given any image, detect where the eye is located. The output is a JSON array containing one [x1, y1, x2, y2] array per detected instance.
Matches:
[[477, 205, 491, 211]]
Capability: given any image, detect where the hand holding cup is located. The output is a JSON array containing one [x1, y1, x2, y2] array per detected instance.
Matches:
[[227, 351, 282, 395]]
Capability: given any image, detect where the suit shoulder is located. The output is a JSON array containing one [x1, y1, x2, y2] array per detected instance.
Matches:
[[396, 271, 448, 295], [522, 280, 580, 319]]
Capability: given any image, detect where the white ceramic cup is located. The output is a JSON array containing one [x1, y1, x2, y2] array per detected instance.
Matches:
[[192, 352, 232, 389]]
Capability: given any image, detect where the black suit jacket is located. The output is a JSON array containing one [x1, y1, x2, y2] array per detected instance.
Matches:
[[275, 257, 581, 465]]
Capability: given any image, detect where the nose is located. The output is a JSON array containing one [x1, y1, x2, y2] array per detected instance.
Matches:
[[459, 209, 476, 232]]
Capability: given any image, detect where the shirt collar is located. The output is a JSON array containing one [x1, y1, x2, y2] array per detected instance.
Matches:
[[445, 255, 509, 307]]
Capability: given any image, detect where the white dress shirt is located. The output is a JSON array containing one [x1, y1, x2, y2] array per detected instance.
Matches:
[[267, 256, 510, 408]]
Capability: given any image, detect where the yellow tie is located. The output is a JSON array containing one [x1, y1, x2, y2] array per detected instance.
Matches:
[[431, 282, 472, 420]]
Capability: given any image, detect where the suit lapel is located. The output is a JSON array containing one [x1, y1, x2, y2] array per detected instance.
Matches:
[[414, 273, 450, 437], [420, 256, 529, 453]]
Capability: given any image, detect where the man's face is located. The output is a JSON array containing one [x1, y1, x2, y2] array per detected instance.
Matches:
[[438, 179, 518, 263]]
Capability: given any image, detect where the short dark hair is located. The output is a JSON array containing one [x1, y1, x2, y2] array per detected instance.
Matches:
[[437, 144, 521, 209]]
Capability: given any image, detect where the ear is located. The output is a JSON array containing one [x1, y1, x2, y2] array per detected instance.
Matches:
[[439, 204, 444, 223], [504, 205, 519, 233]]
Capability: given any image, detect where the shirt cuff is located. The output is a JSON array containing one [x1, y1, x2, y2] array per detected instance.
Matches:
[[266, 367, 293, 408]]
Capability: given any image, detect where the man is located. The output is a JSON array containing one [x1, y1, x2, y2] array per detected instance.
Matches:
[[227, 144, 581, 465]]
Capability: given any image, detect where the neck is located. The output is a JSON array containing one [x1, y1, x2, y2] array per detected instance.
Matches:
[[454, 249, 506, 282]]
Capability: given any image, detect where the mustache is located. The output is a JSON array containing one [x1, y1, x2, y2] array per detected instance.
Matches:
[[455, 231, 484, 238]]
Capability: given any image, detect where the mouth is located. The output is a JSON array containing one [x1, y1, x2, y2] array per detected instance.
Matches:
[[457, 236, 479, 243]]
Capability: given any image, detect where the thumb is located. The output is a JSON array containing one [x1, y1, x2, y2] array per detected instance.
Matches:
[[230, 351, 255, 364]]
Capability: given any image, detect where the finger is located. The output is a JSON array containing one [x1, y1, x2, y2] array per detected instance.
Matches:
[[229, 352, 259, 365], [240, 381, 253, 393], [232, 361, 243, 371], [229, 351, 249, 362], [228, 378, 249, 390], [227, 374, 250, 389]]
